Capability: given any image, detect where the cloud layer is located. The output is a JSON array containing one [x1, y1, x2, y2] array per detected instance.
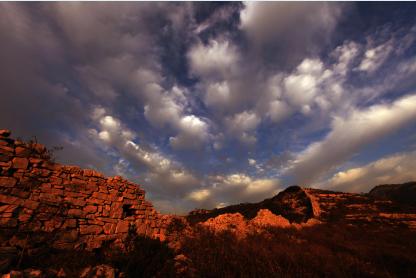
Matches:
[[1, 2, 416, 214]]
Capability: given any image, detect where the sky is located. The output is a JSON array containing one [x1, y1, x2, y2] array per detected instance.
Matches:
[[1, 2, 416, 215]]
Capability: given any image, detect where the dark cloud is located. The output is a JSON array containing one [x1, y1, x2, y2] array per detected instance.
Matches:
[[1, 2, 416, 214]]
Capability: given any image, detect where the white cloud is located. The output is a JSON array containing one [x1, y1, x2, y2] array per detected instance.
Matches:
[[169, 115, 210, 149], [290, 94, 416, 185], [187, 39, 238, 78], [267, 100, 292, 122], [284, 59, 322, 107], [226, 111, 261, 133], [185, 173, 281, 209], [205, 81, 231, 107], [316, 151, 416, 193]]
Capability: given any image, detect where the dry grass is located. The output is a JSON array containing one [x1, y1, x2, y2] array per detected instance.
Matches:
[[177, 222, 416, 278]]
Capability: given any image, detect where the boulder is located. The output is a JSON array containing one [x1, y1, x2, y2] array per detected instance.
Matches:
[[0, 131, 11, 138]]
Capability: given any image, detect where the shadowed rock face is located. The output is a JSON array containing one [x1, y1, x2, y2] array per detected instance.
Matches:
[[368, 182, 416, 207], [186, 185, 314, 226]]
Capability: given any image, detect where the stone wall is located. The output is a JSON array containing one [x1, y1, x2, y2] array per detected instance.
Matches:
[[0, 130, 171, 253]]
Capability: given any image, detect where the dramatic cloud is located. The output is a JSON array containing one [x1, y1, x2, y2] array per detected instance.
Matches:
[[316, 151, 416, 193], [1, 2, 415, 215], [290, 94, 416, 186]]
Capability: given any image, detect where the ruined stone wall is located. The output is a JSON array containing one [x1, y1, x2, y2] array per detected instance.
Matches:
[[0, 130, 170, 252]]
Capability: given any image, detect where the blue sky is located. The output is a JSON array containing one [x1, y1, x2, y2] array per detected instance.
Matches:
[[1, 2, 416, 215]]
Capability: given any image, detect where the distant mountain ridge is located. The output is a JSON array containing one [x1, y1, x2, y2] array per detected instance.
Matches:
[[368, 181, 416, 207]]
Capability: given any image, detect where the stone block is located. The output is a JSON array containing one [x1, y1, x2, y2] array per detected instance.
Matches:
[[61, 219, 77, 229], [0, 154, 10, 162], [18, 213, 32, 222], [49, 176, 63, 186], [20, 199, 39, 210], [129, 204, 144, 209], [0, 204, 18, 213], [82, 169, 93, 177], [10, 188, 29, 198], [64, 197, 87, 207], [0, 161, 12, 167], [44, 217, 64, 228], [0, 130, 11, 137], [103, 223, 117, 234], [68, 209, 88, 218], [31, 168, 51, 177], [109, 208, 123, 219], [11, 157, 28, 169], [85, 198, 104, 205], [39, 193, 62, 203], [87, 220, 105, 225], [83, 205, 98, 214], [115, 220, 129, 234], [0, 194, 22, 205], [80, 225, 103, 235], [0, 218, 18, 227], [68, 166, 81, 174], [15, 147, 31, 158], [0, 177, 17, 188], [137, 223, 146, 234], [122, 192, 136, 199], [92, 192, 119, 202], [28, 157, 42, 164], [96, 217, 118, 223], [91, 171, 104, 178]]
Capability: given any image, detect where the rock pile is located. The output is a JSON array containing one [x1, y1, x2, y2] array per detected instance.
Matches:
[[0, 130, 173, 258]]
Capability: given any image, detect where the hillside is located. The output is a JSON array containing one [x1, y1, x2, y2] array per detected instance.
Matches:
[[368, 182, 416, 207]]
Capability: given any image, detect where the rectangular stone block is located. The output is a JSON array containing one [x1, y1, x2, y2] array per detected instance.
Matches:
[[87, 220, 105, 225], [130, 204, 145, 210], [115, 220, 129, 234], [28, 157, 42, 164], [122, 192, 136, 200], [12, 157, 28, 169], [80, 225, 103, 235], [96, 217, 118, 223], [49, 176, 63, 185], [39, 193, 62, 203], [20, 199, 39, 210], [68, 209, 88, 218], [64, 197, 87, 207], [0, 177, 17, 188], [0, 155, 10, 162], [91, 171, 104, 178], [0, 194, 22, 205], [83, 205, 98, 214], [0, 161, 12, 167], [123, 199, 141, 205], [86, 198, 105, 205], [92, 192, 119, 202], [0, 204, 18, 213], [10, 188, 30, 198], [103, 223, 117, 234]]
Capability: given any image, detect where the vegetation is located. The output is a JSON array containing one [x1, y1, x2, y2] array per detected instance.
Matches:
[[16, 135, 63, 165], [177, 221, 416, 278]]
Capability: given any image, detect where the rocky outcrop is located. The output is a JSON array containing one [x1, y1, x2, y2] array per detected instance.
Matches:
[[0, 130, 174, 259], [368, 182, 416, 207], [186, 185, 314, 226]]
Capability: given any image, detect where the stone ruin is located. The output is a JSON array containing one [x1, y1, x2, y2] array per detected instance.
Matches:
[[0, 130, 174, 259]]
